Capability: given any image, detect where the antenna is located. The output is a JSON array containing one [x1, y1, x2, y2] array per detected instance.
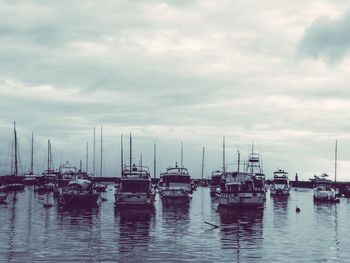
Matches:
[[201, 147, 205, 180], [153, 143, 156, 179], [121, 134, 124, 175], [335, 140, 338, 182], [100, 126, 103, 177], [93, 126, 96, 177]]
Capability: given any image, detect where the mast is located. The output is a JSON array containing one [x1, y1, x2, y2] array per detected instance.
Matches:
[[140, 154, 143, 168], [121, 134, 124, 175], [30, 132, 34, 175], [93, 126, 96, 177], [237, 150, 240, 173], [47, 140, 50, 172], [201, 147, 205, 180], [153, 143, 156, 179], [223, 136, 226, 174], [181, 141, 183, 168], [86, 142, 89, 173], [335, 140, 338, 182], [14, 122, 18, 176], [100, 126, 103, 177], [129, 133, 132, 173], [251, 142, 254, 174]]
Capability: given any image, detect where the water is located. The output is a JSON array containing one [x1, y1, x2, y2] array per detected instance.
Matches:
[[1, 187, 350, 262]]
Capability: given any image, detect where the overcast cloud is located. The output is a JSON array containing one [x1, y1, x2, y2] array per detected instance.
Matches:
[[1, 0, 350, 180]]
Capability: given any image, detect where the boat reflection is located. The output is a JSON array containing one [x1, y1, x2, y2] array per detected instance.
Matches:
[[218, 207, 264, 261], [161, 198, 190, 223], [271, 195, 289, 229], [114, 206, 155, 260]]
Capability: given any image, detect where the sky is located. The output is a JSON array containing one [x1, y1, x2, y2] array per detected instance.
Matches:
[[1, 0, 350, 180]]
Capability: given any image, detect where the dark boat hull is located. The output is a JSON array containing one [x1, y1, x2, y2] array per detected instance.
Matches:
[[60, 193, 101, 207]]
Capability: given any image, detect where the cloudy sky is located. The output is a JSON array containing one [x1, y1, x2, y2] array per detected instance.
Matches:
[[1, 0, 350, 180]]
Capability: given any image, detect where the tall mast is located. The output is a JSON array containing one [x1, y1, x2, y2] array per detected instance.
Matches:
[[121, 134, 124, 175], [201, 147, 205, 180], [129, 133, 132, 172], [14, 122, 18, 176], [93, 126, 96, 177], [223, 136, 226, 174], [181, 141, 183, 168], [86, 142, 89, 173], [140, 154, 143, 168], [30, 132, 34, 175], [47, 140, 50, 172], [100, 126, 103, 177], [237, 150, 240, 173], [335, 140, 338, 182], [153, 143, 156, 179], [251, 141, 254, 174]]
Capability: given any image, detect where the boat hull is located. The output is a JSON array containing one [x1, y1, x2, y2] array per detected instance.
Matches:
[[60, 193, 101, 207], [210, 185, 219, 197], [313, 190, 336, 202], [219, 192, 265, 207], [115, 192, 156, 206], [0, 184, 25, 192], [159, 188, 191, 199], [270, 185, 291, 195]]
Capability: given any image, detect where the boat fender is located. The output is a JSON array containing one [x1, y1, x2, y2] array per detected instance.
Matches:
[[270, 184, 275, 189], [284, 184, 289, 189]]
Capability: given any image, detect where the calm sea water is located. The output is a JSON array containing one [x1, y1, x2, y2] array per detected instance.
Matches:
[[1, 186, 350, 262]]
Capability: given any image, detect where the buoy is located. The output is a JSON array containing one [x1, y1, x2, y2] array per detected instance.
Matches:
[[43, 203, 53, 208], [296, 206, 301, 213]]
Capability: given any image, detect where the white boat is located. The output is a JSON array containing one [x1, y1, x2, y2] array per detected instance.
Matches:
[[115, 164, 156, 206], [158, 163, 192, 199], [210, 170, 222, 197], [270, 169, 291, 195], [218, 171, 265, 207], [312, 173, 337, 202]]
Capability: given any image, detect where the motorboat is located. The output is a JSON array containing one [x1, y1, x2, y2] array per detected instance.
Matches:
[[270, 169, 291, 195]]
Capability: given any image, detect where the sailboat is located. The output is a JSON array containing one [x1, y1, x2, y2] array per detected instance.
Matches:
[[0, 122, 25, 192], [115, 134, 156, 206]]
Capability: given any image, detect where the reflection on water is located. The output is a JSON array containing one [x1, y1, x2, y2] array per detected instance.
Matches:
[[2, 187, 350, 262], [114, 207, 155, 261], [218, 207, 264, 262]]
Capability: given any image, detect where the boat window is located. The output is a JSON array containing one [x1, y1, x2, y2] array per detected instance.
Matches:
[[163, 175, 191, 184], [121, 181, 149, 192], [211, 176, 221, 185]]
